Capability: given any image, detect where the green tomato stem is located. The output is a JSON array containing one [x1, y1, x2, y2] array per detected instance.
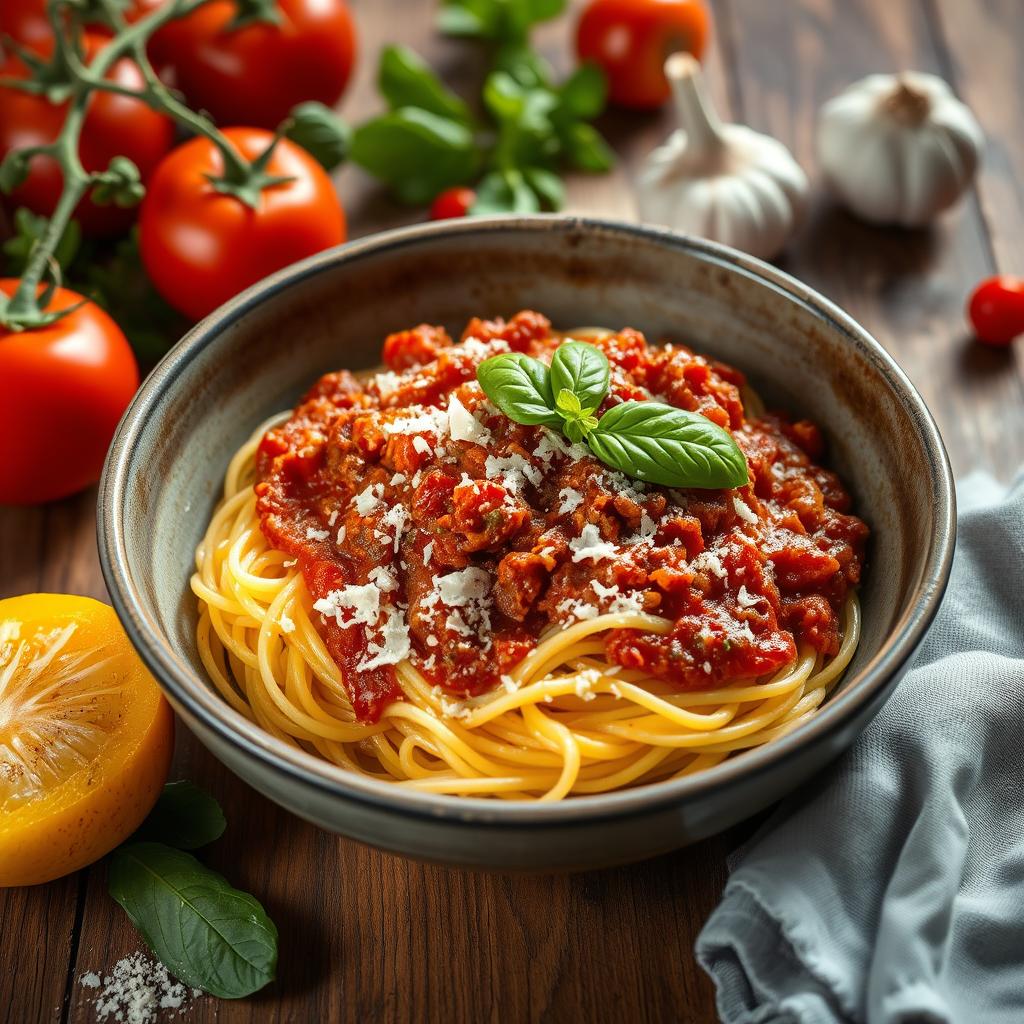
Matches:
[[1, 0, 284, 330]]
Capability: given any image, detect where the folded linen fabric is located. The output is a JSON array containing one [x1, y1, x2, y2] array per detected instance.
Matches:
[[696, 472, 1024, 1024]]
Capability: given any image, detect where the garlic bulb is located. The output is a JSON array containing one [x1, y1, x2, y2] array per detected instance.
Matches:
[[817, 72, 984, 227], [636, 53, 808, 260]]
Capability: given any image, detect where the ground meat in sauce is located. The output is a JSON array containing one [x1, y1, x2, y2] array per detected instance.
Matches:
[[254, 311, 869, 723]]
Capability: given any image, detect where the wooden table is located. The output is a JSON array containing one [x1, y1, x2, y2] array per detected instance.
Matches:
[[3, 1, 1022, 1021]]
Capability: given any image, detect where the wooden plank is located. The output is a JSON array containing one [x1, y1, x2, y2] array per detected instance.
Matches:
[[929, 0, 1024, 274], [0, 878, 80, 1024], [721, 0, 1024, 480]]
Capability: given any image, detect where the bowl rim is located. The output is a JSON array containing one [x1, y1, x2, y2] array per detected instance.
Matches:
[[98, 214, 956, 827]]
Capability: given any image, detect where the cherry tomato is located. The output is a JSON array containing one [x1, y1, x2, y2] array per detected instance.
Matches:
[[139, 128, 347, 322], [576, 0, 711, 110], [0, 281, 140, 505], [968, 276, 1024, 347], [430, 187, 477, 221], [0, 0, 53, 55], [0, 34, 174, 238], [142, 0, 356, 129]]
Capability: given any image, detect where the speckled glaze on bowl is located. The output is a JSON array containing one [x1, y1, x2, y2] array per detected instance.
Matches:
[[98, 216, 955, 871]]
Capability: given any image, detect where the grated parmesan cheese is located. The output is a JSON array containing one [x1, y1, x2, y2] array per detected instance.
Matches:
[[305, 526, 329, 542], [569, 523, 618, 563], [79, 953, 201, 1024], [353, 483, 384, 516], [557, 487, 584, 515], [484, 452, 542, 494], [733, 496, 759, 526], [278, 612, 295, 634], [447, 393, 493, 445]]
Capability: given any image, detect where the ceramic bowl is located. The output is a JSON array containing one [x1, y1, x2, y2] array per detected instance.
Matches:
[[98, 216, 955, 870]]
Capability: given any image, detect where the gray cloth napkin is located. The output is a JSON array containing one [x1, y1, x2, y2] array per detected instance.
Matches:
[[696, 472, 1024, 1024]]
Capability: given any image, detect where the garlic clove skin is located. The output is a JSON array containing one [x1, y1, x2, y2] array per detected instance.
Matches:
[[637, 54, 809, 261], [817, 71, 984, 228]]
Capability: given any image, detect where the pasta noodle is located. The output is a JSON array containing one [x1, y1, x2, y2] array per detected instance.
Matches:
[[192, 417, 861, 801]]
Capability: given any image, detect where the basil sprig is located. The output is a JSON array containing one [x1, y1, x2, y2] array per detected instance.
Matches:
[[107, 782, 278, 1000], [477, 340, 749, 489]]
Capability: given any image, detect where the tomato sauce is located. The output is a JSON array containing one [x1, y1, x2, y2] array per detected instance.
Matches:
[[255, 311, 868, 723]]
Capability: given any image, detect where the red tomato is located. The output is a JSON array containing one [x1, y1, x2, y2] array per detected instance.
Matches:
[[0, 34, 174, 238], [430, 187, 477, 221], [0, 281, 139, 505], [576, 0, 711, 109], [139, 128, 347, 322], [0, 0, 53, 55], [143, 0, 356, 129], [968, 276, 1024, 347]]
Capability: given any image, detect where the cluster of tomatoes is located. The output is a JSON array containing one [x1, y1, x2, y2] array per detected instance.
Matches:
[[0, 0, 356, 504]]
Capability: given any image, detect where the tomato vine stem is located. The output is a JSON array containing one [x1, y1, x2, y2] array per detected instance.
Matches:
[[0, 0, 294, 331]]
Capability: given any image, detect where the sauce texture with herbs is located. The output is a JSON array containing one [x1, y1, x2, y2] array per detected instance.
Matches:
[[255, 312, 868, 723]]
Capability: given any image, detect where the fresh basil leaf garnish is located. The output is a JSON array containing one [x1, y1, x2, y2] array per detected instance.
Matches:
[[108, 842, 278, 999], [549, 340, 609, 413], [132, 781, 227, 851], [587, 401, 749, 489], [378, 45, 474, 126], [477, 353, 562, 426]]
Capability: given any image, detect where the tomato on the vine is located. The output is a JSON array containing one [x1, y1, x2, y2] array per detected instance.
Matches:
[[968, 276, 1024, 347], [0, 0, 54, 55], [144, 0, 357, 129], [0, 33, 174, 238], [139, 128, 347, 322], [0, 281, 140, 505], [430, 187, 477, 220], [576, 0, 711, 110]]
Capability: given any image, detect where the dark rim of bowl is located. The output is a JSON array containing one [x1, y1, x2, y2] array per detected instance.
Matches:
[[98, 215, 956, 828]]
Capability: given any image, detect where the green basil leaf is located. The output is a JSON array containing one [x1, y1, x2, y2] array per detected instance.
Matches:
[[562, 121, 615, 172], [555, 388, 582, 416], [559, 62, 607, 119], [550, 341, 610, 413], [523, 166, 564, 210], [436, 0, 495, 38], [108, 843, 278, 999], [285, 101, 350, 171], [493, 43, 552, 89], [133, 782, 227, 850], [588, 401, 749, 489], [471, 169, 540, 215], [350, 108, 478, 204], [379, 45, 473, 126], [477, 352, 561, 426]]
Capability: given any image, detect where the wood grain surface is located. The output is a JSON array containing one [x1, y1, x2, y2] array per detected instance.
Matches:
[[2, 1, 1022, 1022]]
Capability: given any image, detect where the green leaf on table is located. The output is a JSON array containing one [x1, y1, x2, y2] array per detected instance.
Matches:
[[108, 842, 278, 999], [471, 169, 540, 214], [350, 108, 478, 204], [561, 121, 615, 172], [559, 62, 607, 120], [133, 782, 227, 851], [476, 351, 561, 426], [285, 102, 350, 171], [2, 208, 81, 276], [379, 45, 474, 126], [522, 166, 564, 209], [550, 340, 610, 413], [437, 0, 566, 42], [587, 401, 750, 489], [493, 43, 553, 89]]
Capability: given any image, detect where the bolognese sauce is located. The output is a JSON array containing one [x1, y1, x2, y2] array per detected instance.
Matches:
[[254, 311, 868, 724]]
